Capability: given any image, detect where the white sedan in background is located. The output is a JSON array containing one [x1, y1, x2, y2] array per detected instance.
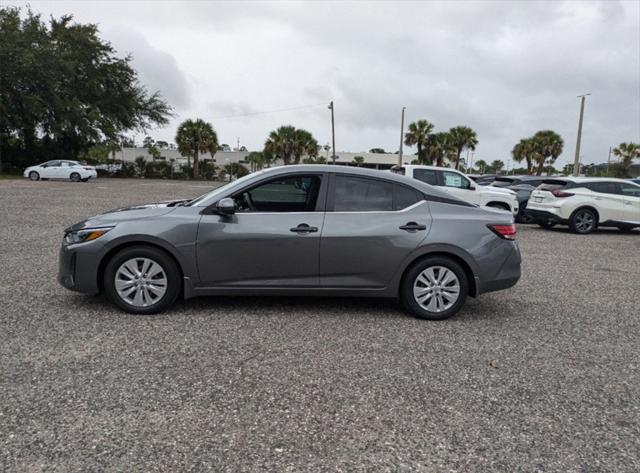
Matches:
[[24, 160, 97, 182]]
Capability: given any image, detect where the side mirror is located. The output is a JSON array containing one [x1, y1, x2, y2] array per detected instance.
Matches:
[[216, 197, 236, 215]]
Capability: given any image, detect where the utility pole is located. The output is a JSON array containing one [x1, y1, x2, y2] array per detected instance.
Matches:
[[606, 146, 612, 176], [328, 101, 336, 164], [398, 107, 406, 166], [573, 93, 591, 176]]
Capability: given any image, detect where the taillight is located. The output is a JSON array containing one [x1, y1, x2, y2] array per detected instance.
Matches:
[[551, 190, 574, 197], [488, 224, 517, 240]]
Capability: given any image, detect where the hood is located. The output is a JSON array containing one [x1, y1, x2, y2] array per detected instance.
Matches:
[[65, 199, 188, 232]]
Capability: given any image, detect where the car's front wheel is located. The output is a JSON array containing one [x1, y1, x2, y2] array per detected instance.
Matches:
[[29, 171, 40, 181], [103, 246, 181, 314], [401, 256, 468, 320]]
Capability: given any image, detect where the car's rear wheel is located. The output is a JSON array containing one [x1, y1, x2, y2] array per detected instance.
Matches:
[[70, 172, 81, 182], [29, 171, 40, 181], [569, 208, 597, 234], [103, 246, 181, 314], [401, 256, 468, 320]]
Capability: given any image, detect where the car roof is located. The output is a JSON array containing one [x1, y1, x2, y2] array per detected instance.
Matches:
[[549, 176, 634, 183], [234, 165, 470, 203]]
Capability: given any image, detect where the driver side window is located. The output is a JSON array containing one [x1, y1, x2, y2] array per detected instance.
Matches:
[[441, 171, 471, 189], [233, 175, 322, 212]]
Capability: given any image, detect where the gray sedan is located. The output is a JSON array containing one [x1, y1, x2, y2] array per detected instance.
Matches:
[[59, 165, 521, 320]]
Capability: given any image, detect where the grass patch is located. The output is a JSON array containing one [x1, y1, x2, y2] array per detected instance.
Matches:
[[0, 173, 22, 180]]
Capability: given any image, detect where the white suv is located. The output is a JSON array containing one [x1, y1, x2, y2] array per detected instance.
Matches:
[[391, 165, 519, 217], [525, 177, 640, 234]]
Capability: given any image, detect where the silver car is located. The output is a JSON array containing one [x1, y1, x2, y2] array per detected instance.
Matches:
[[59, 165, 521, 320]]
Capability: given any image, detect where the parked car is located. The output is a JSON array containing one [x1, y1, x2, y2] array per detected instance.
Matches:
[[525, 177, 640, 234], [391, 165, 519, 217], [490, 176, 547, 223], [24, 160, 97, 182], [468, 174, 500, 186], [59, 165, 521, 320], [630, 178, 640, 186]]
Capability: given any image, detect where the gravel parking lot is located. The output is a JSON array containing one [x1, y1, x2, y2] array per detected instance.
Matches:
[[1, 178, 639, 472]]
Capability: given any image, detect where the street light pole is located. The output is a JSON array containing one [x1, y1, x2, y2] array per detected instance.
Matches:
[[328, 101, 336, 165], [573, 93, 591, 176], [606, 146, 612, 176], [398, 107, 406, 166]]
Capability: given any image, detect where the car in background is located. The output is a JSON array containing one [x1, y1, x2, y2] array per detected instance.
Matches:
[[630, 178, 640, 186], [392, 165, 519, 217], [468, 174, 500, 186], [490, 176, 547, 223], [59, 165, 521, 320], [524, 177, 640, 234], [24, 160, 97, 182]]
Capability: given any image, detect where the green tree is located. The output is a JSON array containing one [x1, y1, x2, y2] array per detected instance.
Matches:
[[426, 132, 453, 167], [612, 142, 640, 178], [223, 162, 249, 180], [292, 129, 319, 164], [0, 6, 172, 171], [175, 119, 218, 179], [246, 151, 269, 172], [369, 148, 386, 154], [511, 138, 536, 174], [404, 120, 434, 164], [489, 160, 505, 173], [474, 159, 487, 173], [531, 130, 564, 176], [448, 126, 478, 170], [134, 156, 147, 178], [264, 125, 296, 165], [143, 136, 161, 160], [352, 156, 364, 166]]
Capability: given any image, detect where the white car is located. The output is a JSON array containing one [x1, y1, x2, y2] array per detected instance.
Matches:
[[24, 160, 97, 182], [525, 177, 640, 234], [391, 165, 519, 217]]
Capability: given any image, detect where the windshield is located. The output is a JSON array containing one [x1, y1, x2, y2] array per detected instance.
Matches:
[[187, 171, 262, 206]]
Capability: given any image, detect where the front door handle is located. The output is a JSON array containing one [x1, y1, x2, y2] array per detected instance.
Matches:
[[399, 222, 427, 232], [290, 223, 318, 233]]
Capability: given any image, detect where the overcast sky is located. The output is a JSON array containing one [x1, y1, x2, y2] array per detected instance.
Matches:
[[12, 0, 640, 166]]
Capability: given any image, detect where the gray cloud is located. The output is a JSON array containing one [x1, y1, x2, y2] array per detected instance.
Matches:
[[13, 0, 640, 164]]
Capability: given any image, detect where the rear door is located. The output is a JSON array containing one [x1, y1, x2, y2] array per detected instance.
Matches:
[[319, 174, 431, 288], [618, 182, 640, 223], [196, 173, 327, 287]]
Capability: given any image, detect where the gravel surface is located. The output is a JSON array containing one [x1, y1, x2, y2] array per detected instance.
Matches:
[[1, 178, 639, 472]]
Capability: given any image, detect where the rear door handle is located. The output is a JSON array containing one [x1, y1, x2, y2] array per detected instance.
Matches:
[[290, 223, 318, 233], [399, 222, 427, 232], [624, 201, 633, 205]]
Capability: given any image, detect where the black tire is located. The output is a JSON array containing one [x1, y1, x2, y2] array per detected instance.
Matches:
[[400, 256, 468, 321], [537, 219, 556, 229], [29, 171, 40, 181], [103, 246, 181, 314], [516, 210, 536, 224], [81, 178, 89, 182], [70, 172, 81, 182], [569, 208, 597, 234], [617, 226, 636, 233]]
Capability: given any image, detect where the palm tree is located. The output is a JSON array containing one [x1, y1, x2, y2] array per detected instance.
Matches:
[[490, 160, 505, 174], [448, 126, 478, 170], [404, 119, 434, 164], [612, 142, 640, 178], [475, 159, 487, 174], [352, 156, 364, 167], [531, 130, 563, 176], [511, 138, 535, 174], [246, 151, 267, 172], [292, 129, 319, 164], [264, 125, 296, 165], [426, 132, 453, 167], [175, 119, 218, 179]]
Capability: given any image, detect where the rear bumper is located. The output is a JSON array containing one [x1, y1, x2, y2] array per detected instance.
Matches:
[[478, 243, 521, 295], [523, 208, 568, 224]]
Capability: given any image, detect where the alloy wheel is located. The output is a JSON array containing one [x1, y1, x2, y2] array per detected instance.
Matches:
[[114, 257, 168, 307], [575, 211, 595, 233], [413, 266, 461, 313]]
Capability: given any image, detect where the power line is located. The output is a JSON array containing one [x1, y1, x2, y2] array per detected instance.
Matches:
[[181, 102, 328, 121]]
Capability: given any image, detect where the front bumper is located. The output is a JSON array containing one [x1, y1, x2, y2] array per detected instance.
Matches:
[[58, 243, 102, 294]]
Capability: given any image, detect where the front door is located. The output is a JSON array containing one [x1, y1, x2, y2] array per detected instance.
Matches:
[[196, 173, 326, 287], [320, 174, 431, 288], [618, 182, 640, 223], [40, 160, 61, 179]]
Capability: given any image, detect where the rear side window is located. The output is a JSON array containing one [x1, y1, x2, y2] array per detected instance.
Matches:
[[619, 183, 640, 197], [395, 184, 422, 210], [334, 176, 393, 211], [587, 181, 619, 195], [413, 169, 437, 185]]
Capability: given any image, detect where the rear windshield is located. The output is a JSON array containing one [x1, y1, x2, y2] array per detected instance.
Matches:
[[538, 179, 570, 191]]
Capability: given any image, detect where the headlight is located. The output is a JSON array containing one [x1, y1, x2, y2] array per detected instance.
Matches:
[[64, 227, 114, 244]]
